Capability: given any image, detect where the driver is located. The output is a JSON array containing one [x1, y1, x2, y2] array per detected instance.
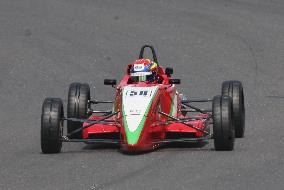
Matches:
[[130, 59, 158, 83]]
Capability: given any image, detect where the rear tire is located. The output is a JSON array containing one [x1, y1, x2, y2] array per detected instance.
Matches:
[[222, 80, 245, 138], [212, 95, 235, 151], [67, 83, 90, 138], [41, 98, 64, 154]]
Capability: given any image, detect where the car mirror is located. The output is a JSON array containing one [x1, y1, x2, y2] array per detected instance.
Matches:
[[104, 79, 117, 86], [169, 79, 180, 85], [165, 67, 173, 76]]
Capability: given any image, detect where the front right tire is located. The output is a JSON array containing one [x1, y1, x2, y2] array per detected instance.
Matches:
[[41, 98, 64, 154]]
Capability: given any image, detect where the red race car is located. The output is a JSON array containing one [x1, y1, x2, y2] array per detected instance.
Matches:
[[41, 45, 245, 153]]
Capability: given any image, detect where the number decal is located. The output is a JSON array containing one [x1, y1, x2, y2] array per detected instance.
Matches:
[[130, 91, 137, 96], [129, 90, 148, 97]]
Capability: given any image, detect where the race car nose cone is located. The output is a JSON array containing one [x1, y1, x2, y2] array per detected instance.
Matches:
[[120, 142, 153, 152]]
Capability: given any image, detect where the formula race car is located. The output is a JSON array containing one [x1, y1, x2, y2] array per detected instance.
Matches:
[[41, 45, 245, 153]]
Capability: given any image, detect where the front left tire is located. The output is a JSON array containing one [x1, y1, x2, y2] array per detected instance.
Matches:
[[212, 95, 235, 151]]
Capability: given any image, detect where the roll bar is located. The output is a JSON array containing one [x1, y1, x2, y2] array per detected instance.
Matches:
[[138, 45, 159, 65]]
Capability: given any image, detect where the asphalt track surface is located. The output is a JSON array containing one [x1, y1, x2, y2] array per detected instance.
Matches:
[[1, 0, 284, 189]]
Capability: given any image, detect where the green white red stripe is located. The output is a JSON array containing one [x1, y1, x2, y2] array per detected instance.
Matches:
[[122, 86, 159, 145]]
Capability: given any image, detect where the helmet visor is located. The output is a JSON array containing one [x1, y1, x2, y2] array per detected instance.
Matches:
[[130, 72, 153, 82]]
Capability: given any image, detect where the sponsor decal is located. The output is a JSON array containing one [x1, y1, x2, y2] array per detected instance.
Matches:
[[133, 64, 145, 71]]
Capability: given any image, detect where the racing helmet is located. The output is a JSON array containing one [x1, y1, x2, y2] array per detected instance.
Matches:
[[130, 59, 158, 82]]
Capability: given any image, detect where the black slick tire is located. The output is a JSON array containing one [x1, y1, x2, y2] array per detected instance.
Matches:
[[222, 80, 245, 138], [41, 98, 64, 154], [212, 95, 235, 151], [67, 82, 90, 138]]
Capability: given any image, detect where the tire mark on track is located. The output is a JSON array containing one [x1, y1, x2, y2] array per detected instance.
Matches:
[[233, 34, 259, 84], [266, 95, 284, 99]]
